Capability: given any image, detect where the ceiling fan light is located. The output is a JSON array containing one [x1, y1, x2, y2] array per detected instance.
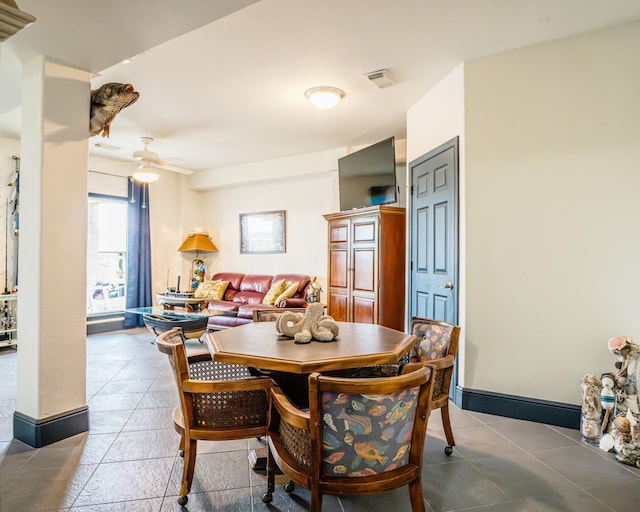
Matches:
[[133, 163, 159, 183], [305, 86, 345, 109]]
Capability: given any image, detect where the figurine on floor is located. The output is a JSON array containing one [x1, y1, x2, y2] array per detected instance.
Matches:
[[580, 373, 602, 441], [604, 336, 640, 467], [600, 373, 616, 433]]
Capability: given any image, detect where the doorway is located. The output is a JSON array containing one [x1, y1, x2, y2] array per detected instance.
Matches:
[[408, 137, 459, 325]]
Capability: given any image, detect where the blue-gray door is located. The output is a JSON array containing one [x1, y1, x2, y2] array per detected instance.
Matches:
[[409, 137, 459, 325]]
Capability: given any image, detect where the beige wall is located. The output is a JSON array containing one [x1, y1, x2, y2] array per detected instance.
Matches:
[[194, 152, 340, 296], [460, 22, 640, 404], [406, 63, 467, 383]]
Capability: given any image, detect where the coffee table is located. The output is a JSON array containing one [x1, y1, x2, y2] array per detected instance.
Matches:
[[126, 306, 225, 343], [155, 293, 207, 308]]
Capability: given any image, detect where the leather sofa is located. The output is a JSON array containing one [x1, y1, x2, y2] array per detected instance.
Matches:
[[205, 272, 311, 330]]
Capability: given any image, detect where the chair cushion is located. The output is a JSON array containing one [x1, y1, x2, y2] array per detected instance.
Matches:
[[409, 322, 452, 362], [320, 387, 420, 477]]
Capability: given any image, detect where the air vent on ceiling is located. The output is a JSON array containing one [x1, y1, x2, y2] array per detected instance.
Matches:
[[364, 69, 397, 89]]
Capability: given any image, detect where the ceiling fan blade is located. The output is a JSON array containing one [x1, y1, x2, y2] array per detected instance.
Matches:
[[151, 162, 195, 176], [93, 142, 123, 151]]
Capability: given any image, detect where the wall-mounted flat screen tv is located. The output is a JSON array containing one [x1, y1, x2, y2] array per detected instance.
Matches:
[[338, 136, 397, 211]]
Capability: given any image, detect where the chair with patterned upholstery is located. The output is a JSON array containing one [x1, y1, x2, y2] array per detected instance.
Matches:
[[349, 317, 461, 455], [262, 364, 435, 511], [156, 328, 274, 506], [407, 317, 460, 455]]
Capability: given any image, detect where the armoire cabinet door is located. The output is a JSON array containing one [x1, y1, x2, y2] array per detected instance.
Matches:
[[324, 206, 405, 329]]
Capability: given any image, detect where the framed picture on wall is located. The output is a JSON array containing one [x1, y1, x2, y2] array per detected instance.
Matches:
[[240, 210, 286, 254]]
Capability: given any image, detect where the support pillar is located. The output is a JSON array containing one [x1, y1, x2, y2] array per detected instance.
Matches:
[[13, 56, 90, 447]]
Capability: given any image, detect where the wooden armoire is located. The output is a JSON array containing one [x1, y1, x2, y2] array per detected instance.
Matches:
[[323, 205, 405, 330]]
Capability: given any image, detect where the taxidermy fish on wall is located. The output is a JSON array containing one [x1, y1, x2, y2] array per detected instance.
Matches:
[[90, 82, 139, 137]]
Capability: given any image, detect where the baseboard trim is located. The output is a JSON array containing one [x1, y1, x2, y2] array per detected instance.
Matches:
[[86, 316, 124, 335], [13, 406, 89, 448], [454, 386, 580, 429]]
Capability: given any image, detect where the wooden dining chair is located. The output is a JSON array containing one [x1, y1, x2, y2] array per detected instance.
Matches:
[[156, 328, 274, 506], [263, 364, 435, 511], [407, 317, 461, 455], [348, 317, 461, 455]]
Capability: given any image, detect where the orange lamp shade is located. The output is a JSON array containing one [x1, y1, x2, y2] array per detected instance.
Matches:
[[178, 233, 218, 253]]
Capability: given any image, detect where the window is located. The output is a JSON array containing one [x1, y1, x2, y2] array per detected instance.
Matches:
[[87, 194, 127, 315]]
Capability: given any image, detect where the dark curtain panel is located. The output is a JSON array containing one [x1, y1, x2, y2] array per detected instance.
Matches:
[[124, 180, 153, 328]]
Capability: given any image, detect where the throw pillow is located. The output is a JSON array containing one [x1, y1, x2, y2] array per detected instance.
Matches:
[[274, 282, 299, 304], [262, 279, 286, 305], [194, 280, 229, 300]]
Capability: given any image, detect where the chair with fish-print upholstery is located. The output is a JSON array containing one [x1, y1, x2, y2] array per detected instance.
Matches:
[[262, 363, 435, 511], [348, 317, 461, 456]]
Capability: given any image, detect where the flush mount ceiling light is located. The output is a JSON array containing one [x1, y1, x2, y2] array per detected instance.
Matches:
[[305, 86, 345, 109], [132, 162, 159, 183]]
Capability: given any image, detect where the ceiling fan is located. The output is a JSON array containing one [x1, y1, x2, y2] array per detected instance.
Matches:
[[132, 137, 195, 177]]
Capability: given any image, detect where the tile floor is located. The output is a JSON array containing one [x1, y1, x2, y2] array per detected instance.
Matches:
[[1, 328, 640, 511]]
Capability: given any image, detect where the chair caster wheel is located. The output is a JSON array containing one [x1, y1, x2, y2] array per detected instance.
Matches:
[[444, 445, 453, 456], [284, 480, 295, 493], [178, 495, 188, 505], [262, 491, 273, 503], [179, 450, 184, 457]]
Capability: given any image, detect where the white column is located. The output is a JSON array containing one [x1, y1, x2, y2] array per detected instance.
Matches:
[[14, 56, 90, 447]]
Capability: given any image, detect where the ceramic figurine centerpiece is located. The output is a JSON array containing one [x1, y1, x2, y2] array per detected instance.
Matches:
[[276, 303, 339, 344]]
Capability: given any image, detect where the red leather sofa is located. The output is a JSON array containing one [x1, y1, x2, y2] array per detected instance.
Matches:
[[205, 272, 310, 330]]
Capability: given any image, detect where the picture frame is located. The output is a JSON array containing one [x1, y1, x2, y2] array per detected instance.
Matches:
[[240, 210, 286, 254]]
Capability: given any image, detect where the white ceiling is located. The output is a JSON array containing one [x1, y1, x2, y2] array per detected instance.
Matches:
[[1, 0, 639, 174]]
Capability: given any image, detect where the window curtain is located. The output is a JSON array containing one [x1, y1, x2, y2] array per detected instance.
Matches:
[[123, 180, 153, 328]]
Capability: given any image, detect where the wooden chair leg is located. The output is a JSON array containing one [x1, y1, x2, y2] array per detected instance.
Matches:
[[178, 431, 185, 457], [408, 479, 426, 512], [179, 439, 197, 505], [309, 488, 322, 512], [440, 401, 455, 455], [262, 445, 277, 503]]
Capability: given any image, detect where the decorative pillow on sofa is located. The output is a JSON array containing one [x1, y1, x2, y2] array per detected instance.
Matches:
[[194, 280, 229, 300], [262, 279, 286, 305], [274, 282, 298, 304]]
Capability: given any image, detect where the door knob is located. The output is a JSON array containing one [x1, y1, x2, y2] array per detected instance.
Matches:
[[440, 282, 454, 290]]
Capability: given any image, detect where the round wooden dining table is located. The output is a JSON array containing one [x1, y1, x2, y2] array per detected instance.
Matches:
[[207, 320, 417, 467], [206, 321, 416, 375]]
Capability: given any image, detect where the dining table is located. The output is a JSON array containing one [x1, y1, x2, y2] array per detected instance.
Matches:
[[206, 321, 416, 374], [206, 320, 417, 469], [206, 321, 416, 406]]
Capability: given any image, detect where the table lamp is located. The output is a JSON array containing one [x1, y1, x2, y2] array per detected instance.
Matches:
[[178, 229, 218, 290]]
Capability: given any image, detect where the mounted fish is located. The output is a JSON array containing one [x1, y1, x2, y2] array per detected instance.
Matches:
[[89, 82, 139, 137]]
